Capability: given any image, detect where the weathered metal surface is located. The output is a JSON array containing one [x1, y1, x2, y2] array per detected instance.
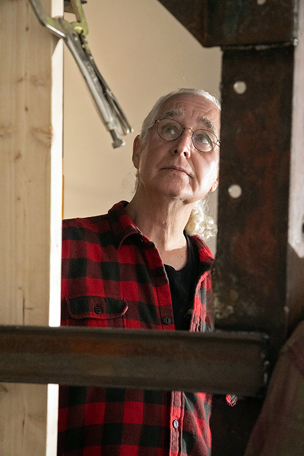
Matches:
[[201, 0, 297, 47], [158, 0, 297, 47], [212, 40, 304, 454], [214, 45, 295, 362], [157, 0, 206, 45], [0, 325, 267, 396]]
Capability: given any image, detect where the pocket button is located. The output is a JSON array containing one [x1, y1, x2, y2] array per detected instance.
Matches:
[[94, 306, 103, 315]]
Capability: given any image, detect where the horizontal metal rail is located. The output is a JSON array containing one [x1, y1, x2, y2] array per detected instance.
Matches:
[[0, 325, 268, 396]]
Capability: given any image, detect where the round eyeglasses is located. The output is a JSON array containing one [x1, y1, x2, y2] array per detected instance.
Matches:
[[151, 118, 220, 153]]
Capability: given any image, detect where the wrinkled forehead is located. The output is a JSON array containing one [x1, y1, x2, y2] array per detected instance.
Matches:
[[157, 93, 220, 134]]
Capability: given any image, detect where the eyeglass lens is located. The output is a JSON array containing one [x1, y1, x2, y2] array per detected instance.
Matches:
[[157, 118, 217, 152]]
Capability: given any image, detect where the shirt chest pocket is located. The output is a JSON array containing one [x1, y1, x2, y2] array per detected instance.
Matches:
[[66, 296, 128, 328]]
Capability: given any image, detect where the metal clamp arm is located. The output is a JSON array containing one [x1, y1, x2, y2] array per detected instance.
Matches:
[[29, 0, 132, 148]]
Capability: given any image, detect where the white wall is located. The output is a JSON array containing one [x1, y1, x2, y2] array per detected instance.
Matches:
[[63, 0, 221, 251]]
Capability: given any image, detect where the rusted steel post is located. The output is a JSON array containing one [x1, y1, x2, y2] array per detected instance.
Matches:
[[211, 44, 295, 453], [158, 0, 296, 47], [212, 0, 303, 364], [214, 44, 294, 358], [205, 1, 304, 454]]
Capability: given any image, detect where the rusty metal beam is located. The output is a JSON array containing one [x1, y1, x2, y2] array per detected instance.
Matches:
[[214, 44, 294, 362], [158, 0, 297, 47], [157, 0, 206, 45], [211, 1, 304, 453], [0, 325, 267, 396], [201, 0, 297, 47], [213, 0, 304, 366]]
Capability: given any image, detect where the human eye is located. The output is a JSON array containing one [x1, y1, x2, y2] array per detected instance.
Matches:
[[158, 119, 181, 139], [195, 133, 210, 144], [161, 122, 179, 136], [193, 131, 213, 151], [164, 125, 177, 135]]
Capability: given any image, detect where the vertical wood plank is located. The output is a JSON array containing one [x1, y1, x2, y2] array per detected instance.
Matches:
[[0, 0, 62, 454]]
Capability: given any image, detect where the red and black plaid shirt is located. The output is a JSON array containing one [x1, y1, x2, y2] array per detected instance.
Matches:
[[58, 201, 214, 456]]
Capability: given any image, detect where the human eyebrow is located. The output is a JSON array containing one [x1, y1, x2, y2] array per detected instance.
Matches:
[[159, 108, 184, 120], [197, 116, 216, 133]]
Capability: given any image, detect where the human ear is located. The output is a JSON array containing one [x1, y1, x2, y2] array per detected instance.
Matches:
[[132, 135, 142, 170]]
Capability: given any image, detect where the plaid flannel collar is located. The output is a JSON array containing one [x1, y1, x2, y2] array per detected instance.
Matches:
[[108, 201, 214, 266], [108, 201, 143, 248]]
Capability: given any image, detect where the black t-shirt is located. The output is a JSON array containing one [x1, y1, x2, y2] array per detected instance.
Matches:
[[164, 235, 200, 330]]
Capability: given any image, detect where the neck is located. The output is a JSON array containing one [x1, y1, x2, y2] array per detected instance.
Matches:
[[126, 193, 194, 269]]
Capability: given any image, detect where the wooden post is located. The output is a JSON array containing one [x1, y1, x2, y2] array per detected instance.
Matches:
[[0, 0, 62, 454]]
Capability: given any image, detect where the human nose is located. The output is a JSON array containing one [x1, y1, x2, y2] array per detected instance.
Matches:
[[171, 129, 192, 158]]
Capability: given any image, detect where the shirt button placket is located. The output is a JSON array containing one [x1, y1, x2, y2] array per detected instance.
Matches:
[[163, 316, 172, 325], [169, 391, 183, 455]]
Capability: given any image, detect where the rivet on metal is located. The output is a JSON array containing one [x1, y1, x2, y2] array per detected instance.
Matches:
[[228, 185, 242, 198], [233, 81, 247, 94]]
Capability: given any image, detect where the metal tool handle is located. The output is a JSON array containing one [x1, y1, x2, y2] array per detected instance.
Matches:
[[29, 0, 132, 148]]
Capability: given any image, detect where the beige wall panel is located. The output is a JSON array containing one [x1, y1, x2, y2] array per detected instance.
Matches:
[[0, 0, 62, 454]]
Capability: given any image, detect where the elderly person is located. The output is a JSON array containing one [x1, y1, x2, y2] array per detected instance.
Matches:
[[58, 88, 221, 456]]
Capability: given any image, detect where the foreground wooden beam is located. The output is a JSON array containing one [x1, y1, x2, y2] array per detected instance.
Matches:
[[0, 0, 62, 454], [0, 325, 268, 396]]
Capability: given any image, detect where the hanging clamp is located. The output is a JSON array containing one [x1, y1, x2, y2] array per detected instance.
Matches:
[[29, 0, 133, 148]]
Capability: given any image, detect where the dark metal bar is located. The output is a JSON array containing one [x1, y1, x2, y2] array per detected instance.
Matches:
[[214, 44, 294, 363], [157, 0, 206, 45], [0, 325, 268, 396], [211, 2, 304, 453], [157, 0, 297, 47], [213, 0, 304, 363], [201, 0, 297, 47]]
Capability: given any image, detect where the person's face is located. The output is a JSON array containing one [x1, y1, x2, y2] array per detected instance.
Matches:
[[132, 93, 220, 205]]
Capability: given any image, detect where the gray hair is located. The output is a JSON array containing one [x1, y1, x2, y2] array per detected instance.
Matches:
[[185, 198, 217, 240], [139, 88, 220, 144], [138, 88, 220, 240]]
